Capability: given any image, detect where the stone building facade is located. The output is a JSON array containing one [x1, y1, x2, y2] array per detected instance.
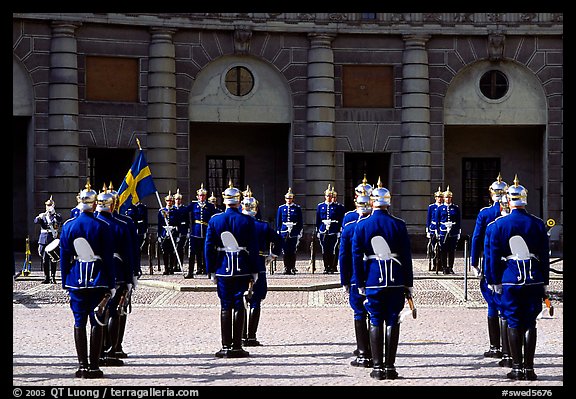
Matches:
[[12, 13, 563, 252]]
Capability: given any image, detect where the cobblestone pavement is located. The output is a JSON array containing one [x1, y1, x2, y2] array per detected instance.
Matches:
[[13, 255, 564, 392]]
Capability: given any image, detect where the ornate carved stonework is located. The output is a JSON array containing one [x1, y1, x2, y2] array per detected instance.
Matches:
[[234, 28, 252, 54], [488, 33, 505, 61]]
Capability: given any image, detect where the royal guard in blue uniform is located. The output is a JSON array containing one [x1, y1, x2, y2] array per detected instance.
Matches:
[[426, 187, 443, 271], [241, 187, 281, 346], [70, 192, 81, 219], [275, 187, 303, 275], [59, 181, 115, 379], [185, 184, 218, 278], [316, 184, 345, 274], [34, 196, 63, 283], [435, 186, 461, 274], [351, 178, 414, 380], [158, 191, 179, 274], [339, 186, 372, 368], [205, 181, 259, 358], [470, 173, 509, 360], [95, 187, 135, 367], [172, 189, 188, 273], [485, 175, 549, 381]]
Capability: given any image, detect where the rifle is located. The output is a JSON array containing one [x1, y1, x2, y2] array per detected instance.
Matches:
[[309, 234, 316, 274]]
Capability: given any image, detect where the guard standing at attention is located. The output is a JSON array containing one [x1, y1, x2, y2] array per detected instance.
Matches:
[[59, 181, 115, 379], [205, 180, 259, 358], [185, 184, 218, 278], [158, 191, 179, 275], [316, 184, 345, 274], [470, 173, 509, 360], [173, 189, 189, 273], [241, 187, 281, 346], [351, 177, 414, 380], [34, 196, 63, 284], [275, 188, 303, 275], [435, 186, 461, 274], [339, 186, 373, 368], [485, 175, 549, 381]]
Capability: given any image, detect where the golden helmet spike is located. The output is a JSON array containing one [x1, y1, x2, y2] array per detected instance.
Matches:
[[285, 187, 294, 199], [101, 183, 108, 194], [108, 181, 115, 191], [85, 179, 92, 191], [513, 174, 520, 187], [196, 183, 207, 196], [228, 179, 234, 188], [377, 176, 383, 188], [434, 186, 443, 197], [362, 174, 368, 185], [444, 185, 453, 198], [243, 185, 253, 198], [174, 188, 183, 200], [324, 183, 333, 196], [496, 172, 503, 183]]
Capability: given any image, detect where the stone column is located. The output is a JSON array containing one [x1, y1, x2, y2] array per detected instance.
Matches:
[[400, 34, 431, 235], [305, 33, 336, 227], [147, 27, 178, 201], [48, 22, 81, 212]]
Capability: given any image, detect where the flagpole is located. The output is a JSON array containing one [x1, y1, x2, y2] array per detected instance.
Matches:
[[154, 191, 185, 276]]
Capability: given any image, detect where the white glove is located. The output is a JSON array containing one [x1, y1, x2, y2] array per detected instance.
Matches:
[[316, 232, 321, 239], [110, 288, 117, 298], [358, 287, 366, 296], [489, 284, 502, 294], [127, 283, 133, 292], [343, 285, 350, 293], [405, 286, 414, 297], [426, 232, 431, 239], [471, 265, 481, 278], [210, 274, 217, 285], [543, 284, 549, 294], [252, 273, 259, 284], [132, 275, 138, 289], [457, 234, 461, 241]]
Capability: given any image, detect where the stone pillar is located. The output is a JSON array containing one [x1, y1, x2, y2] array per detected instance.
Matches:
[[48, 21, 81, 213], [147, 27, 178, 202], [305, 33, 336, 228], [400, 34, 431, 235]]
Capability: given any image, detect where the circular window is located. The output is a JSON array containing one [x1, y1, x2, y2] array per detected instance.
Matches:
[[479, 70, 509, 100], [224, 66, 254, 97]]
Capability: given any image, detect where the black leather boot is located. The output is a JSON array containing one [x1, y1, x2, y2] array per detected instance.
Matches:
[[498, 317, 512, 367], [384, 323, 400, 379], [86, 325, 104, 378], [351, 318, 372, 368], [114, 314, 128, 358], [215, 309, 233, 358], [50, 261, 57, 283], [74, 327, 89, 378], [101, 316, 123, 366], [229, 307, 249, 358], [524, 328, 538, 380], [244, 307, 262, 347], [448, 251, 455, 274], [507, 327, 525, 380], [484, 316, 502, 358], [369, 322, 385, 380], [42, 255, 51, 283], [162, 254, 171, 275]]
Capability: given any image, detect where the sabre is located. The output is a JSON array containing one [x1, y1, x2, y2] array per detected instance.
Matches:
[[399, 292, 417, 323], [94, 292, 112, 327], [442, 221, 454, 244]]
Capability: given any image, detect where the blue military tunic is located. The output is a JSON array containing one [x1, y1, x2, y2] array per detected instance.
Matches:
[[125, 202, 148, 248], [275, 202, 303, 255], [426, 202, 440, 237], [316, 201, 345, 254], [59, 211, 115, 327], [249, 218, 282, 308], [435, 202, 461, 251], [485, 208, 549, 329], [205, 207, 259, 310], [187, 200, 218, 261], [339, 210, 369, 320], [351, 209, 413, 326], [470, 202, 502, 317]]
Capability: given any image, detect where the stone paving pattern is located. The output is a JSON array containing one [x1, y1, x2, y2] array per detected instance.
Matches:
[[13, 255, 563, 389]]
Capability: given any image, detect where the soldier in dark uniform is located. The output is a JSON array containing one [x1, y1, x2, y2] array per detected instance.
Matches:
[[125, 201, 148, 260], [351, 178, 414, 380], [485, 176, 549, 381], [34, 196, 63, 284], [158, 191, 179, 275], [316, 184, 345, 274], [185, 184, 218, 278], [173, 189, 188, 273], [275, 188, 303, 275], [470, 174, 509, 360], [95, 188, 135, 367], [241, 188, 281, 346], [426, 187, 443, 271], [435, 186, 461, 274], [339, 185, 372, 368], [205, 181, 259, 358], [59, 181, 115, 379]]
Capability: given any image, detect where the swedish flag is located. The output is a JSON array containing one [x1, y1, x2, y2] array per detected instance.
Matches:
[[117, 149, 157, 214]]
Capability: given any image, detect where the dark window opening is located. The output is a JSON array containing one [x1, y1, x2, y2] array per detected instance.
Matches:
[[207, 156, 244, 199], [344, 153, 391, 211], [88, 148, 136, 193], [224, 66, 254, 96], [462, 157, 501, 219], [479, 70, 508, 100]]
